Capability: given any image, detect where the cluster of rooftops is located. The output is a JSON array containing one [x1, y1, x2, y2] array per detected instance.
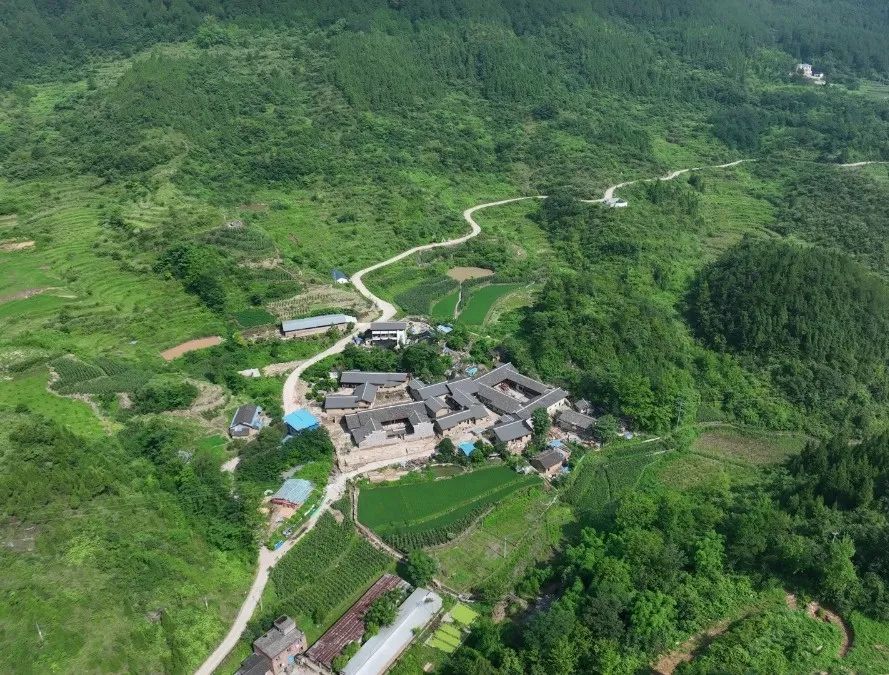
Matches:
[[325, 363, 575, 449]]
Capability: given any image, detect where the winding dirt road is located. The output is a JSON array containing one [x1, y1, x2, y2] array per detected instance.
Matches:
[[198, 160, 756, 675]]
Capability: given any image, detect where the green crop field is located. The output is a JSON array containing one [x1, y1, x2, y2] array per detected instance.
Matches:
[[430, 288, 460, 320], [432, 485, 573, 594], [457, 283, 525, 325], [358, 466, 538, 549]]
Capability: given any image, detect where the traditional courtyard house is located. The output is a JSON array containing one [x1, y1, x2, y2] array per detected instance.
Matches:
[[367, 321, 408, 347], [229, 404, 265, 438], [344, 401, 435, 449], [326, 372, 409, 415], [281, 314, 356, 338], [236, 615, 307, 675], [269, 478, 313, 509], [283, 409, 320, 436]]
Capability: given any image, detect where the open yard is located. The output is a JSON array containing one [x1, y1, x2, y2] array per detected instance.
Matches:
[[358, 466, 538, 550]]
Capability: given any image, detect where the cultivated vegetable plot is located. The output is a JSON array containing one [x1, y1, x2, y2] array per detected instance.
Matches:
[[269, 515, 391, 633], [358, 467, 538, 550]]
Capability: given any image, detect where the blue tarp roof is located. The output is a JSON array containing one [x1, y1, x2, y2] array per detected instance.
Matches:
[[458, 441, 476, 456], [331, 269, 347, 281], [283, 409, 320, 432], [273, 478, 313, 505], [548, 439, 565, 449]]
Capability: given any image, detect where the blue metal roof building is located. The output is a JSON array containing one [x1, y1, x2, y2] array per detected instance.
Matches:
[[270, 478, 314, 507], [458, 441, 476, 456], [283, 409, 320, 434]]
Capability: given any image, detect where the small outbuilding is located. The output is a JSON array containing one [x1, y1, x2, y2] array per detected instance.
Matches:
[[457, 441, 476, 457], [332, 269, 350, 284], [283, 409, 320, 435]]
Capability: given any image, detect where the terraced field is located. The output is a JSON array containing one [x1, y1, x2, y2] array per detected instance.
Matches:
[[0, 180, 224, 354]]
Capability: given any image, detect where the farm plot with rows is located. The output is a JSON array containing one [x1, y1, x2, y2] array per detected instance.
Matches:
[[358, 466, 538, 550], [263, 514, 393, 643]]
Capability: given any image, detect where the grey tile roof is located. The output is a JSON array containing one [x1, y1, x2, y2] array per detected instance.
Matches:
[[436, 405, 487, 431], [559, 409, 595, 429], [476, 384, 523, 414], [515, 388, 569, 419], [282, 314, 357, 333], [532, 448, 567, 471], [231, 404, 260, 428], [325, 395, 360, 410], [340, 371, 409, 386], [353, 382, 379, 403], [235, 652, 272, 675], [450, 389, 481, 409], [345, 401, 431, 444], [424, 397, 448, 414], [492, 419, 532, 443], [254, 617, 305, 659], [476, 362, 549, 395]]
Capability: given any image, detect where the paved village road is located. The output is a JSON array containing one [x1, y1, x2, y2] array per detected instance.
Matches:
[[198, 159, 765, 675]]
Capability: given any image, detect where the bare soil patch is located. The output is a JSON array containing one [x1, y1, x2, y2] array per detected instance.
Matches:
[[0, 287, 47, 304], [160, 336, 222, 361], [447, 266, 494, 282], [0, 240, 35, 252]]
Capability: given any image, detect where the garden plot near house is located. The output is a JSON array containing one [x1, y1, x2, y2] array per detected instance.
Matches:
[[357, 466, 538, 551]]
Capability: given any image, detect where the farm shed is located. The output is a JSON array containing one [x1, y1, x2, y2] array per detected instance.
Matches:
[[332, 269, 349, 284], [283, 409, 320, 434], [270, 478, 314, 508], [342, 589, 442, 675], [281, 314, 356, 338]]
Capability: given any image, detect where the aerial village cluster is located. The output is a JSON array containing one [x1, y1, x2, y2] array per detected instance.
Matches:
[[227, 315, 614, 675]]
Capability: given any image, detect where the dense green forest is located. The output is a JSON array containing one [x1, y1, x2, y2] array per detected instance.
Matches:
[[2, 0, 889, 672], [689, 240, 889, 433]]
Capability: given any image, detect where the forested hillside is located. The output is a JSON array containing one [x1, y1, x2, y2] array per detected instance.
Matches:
[[2, 1, 889, 673]]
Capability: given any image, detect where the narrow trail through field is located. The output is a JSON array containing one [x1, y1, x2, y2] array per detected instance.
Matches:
[[199, 158, 772, 675]]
